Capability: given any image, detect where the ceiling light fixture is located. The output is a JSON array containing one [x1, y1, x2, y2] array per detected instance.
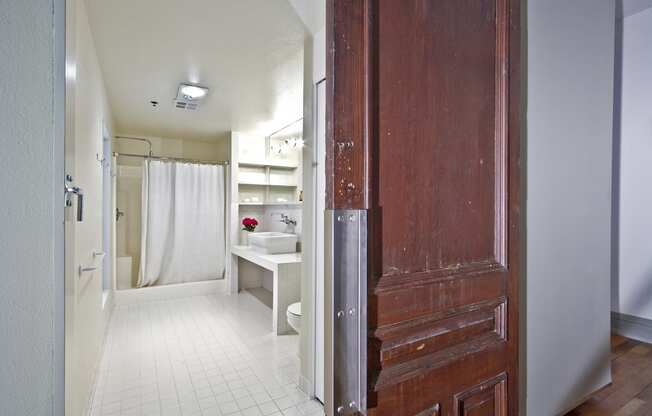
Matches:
[[180, 84, 208, 100], [175, 83, 209, 111]]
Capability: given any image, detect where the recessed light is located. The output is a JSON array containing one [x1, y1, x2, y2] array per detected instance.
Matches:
[[179, 84, 208, 100]]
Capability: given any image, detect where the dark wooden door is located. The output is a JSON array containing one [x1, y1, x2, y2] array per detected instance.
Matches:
[[326, 1, 521, 415]]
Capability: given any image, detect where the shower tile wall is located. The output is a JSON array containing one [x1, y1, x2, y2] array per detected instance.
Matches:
[[114, 136, 230, 289]]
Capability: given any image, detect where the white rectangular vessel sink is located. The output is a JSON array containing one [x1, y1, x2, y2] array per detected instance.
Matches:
[[248, 232, 298, 254]]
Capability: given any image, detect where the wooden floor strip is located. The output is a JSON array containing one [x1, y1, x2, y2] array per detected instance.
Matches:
[[567, 335, 652, 416]]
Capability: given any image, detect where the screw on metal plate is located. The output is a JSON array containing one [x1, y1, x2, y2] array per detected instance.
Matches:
[[338, 214, 357, 222], [337, 310, 345, 319], [337, 405, 344, 414], [348, 308, 356, 316]]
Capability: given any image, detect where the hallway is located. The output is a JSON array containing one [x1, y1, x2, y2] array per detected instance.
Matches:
[[90, 292, 323, 416]]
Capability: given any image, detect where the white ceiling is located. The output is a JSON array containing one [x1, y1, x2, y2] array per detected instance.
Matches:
[[85, 0, 309, 141], [287, 0, 325, 34]]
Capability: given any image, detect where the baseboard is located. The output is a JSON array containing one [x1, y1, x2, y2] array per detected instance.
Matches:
[[612, 312, 652, 343], [114, 279, 227, 305], [298, 374, 314, 398], [87, 291, 116, 416]]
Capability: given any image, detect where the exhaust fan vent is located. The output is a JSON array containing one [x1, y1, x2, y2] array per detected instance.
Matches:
[[174, 83, 209, 111], [174, 101, 199, 111]]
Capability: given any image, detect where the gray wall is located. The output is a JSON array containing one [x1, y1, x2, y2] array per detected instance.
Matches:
[[618, 0, 652, 17], [526, 1, 615, 415], [0, 1, 62, 415], [613, 8, 652, 323]]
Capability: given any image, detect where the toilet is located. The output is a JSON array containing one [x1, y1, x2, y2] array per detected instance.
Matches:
[[286, 302, 301, 333]]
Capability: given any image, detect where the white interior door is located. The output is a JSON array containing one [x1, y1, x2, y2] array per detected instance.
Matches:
[[315, 79, 326, 402]]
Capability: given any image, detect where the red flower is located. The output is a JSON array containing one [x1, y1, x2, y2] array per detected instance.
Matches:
[[242, 217, 258, 232]]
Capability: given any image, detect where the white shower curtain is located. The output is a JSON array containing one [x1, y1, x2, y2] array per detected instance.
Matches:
[[138, 160, 226, 287]]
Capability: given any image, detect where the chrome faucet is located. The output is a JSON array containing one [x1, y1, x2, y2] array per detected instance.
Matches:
[[280, 213, 297, 226]]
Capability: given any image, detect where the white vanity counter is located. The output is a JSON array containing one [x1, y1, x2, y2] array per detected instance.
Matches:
[[231, 245, 301, 269], [231, 245, 301, 335]]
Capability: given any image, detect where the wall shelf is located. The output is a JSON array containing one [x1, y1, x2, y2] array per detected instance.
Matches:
[[238, 181, 268, 186], [239, 202, 302, 206], [238, 182, 297, 187], [239, 160, 299, 169], [229, 131, 303, 297]]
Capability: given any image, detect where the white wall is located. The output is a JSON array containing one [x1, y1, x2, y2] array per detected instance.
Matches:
[[526, 1, 615, 415], [287, 0, 325, 35], [614, 8, 652, 323], [618, 0, 652, 17], [114, 136, 230, 166], [0, 1, 59, 415], [67, 1, 116, 415]]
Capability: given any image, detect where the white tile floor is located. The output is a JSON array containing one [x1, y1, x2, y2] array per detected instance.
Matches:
[[90, 291, 324, 416]]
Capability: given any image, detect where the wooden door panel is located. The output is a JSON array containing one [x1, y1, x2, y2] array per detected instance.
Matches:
[[375, 272, 505, 325], [378, 0, 506, 277], [373, 354, 508, 415], [454, 374, 508, 416], [327, 0, 520, 414], [376, 298, 506, 371]]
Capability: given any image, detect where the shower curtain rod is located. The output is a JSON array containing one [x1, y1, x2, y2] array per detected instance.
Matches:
[[114, 136, 153, 156], [113, 152, 230, 166]]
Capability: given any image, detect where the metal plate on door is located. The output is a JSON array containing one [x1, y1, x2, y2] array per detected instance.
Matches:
[[330, 209, 367, 416]]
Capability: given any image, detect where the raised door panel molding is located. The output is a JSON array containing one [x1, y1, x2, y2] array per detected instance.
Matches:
[[415, 404, 441, 416], [373, 297, 507, 391], [377, 298, 507, 370], [374, 273, 505, 326], [454, 373, 508, 416]]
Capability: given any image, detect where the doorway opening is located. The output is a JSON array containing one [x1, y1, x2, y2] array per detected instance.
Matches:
[[63, 1, 327, 415]]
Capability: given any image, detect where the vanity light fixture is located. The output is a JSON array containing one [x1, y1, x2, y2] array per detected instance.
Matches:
[[270, 137, 305, 155], [290, 138, 305, 149]]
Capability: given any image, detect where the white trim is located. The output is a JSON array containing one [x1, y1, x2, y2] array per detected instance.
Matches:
[[88, 295, 115, 416], [101, 290, 110, 310], [54, 0, 66, 415], [299, 375, 314, 399], [312, 78, 327, 402], [309, 82, 318, 399], [113, 280, 227, 305], [101, 122, 113, 294]]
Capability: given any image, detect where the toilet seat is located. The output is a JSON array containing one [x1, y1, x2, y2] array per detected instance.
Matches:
[[286, 302, 301, 333], [287, 302, 301, 317]]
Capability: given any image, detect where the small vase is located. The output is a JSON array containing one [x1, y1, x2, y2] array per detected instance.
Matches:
[[240, 230, 250, 246]]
